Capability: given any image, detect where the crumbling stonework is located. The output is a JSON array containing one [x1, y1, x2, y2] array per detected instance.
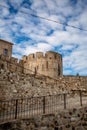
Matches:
[[0, 39, 63, 78], [0, 39, 87, 100], [0, 54, 23, 73], [0, 39, 23, 73], [0, 107, 87, 130], [0, 69, 87, 100], [0, 40, 87, 129]]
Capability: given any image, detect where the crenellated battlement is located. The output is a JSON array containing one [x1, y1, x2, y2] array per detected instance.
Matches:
[[22, 51, 63, 78], [0, 54, 18, 64], [0, 39, 63, 78], [45, 51, 62, 60], [22, 51, 62, 61], [0, 54, 23, 73]]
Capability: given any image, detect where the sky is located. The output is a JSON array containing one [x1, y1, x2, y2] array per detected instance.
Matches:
[[0, 0, 87, 76]]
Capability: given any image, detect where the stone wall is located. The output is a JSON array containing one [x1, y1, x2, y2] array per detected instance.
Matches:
[[0, 39, 63, 78], [46, 75, 87, 91], [22, 51, 63, 78], [0, 68, 87, 100], [0, 50, 63, 79], [0, 54, 23, 73], [0, 107, 87, 130]]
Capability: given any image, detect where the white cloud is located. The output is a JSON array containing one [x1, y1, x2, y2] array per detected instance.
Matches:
[[8, 0, 23, 9], [0, 0, 87, 75]]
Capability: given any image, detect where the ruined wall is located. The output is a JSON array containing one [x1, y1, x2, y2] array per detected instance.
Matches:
[[0, 54, 23, 73], [0, 39, 13, 58], [0, 40, 63, 78], [0, 66, 87, 100], [0, 39, 23, 73], [46, 75, 87, 92], [0, 107, 87, 130], [22, 51, 63, 78]]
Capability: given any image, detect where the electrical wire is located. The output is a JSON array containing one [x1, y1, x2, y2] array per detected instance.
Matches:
[[0, 4, 87, 32]]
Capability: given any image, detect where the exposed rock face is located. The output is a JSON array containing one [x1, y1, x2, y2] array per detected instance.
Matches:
[[0, 68, 87, 100], [0, 107, 87, 130]]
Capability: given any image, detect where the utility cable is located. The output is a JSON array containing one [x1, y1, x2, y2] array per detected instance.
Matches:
[[0, 4, 87, 32]]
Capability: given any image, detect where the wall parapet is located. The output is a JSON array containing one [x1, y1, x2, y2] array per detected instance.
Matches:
[[22, 51, 62, 61], [0, 54, 18, 64], [0, 54, 23, 73], [0, 50, 63, 78], [22, 51, 63, 78]]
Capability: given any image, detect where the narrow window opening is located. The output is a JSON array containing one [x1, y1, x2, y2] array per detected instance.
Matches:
[[46, 61, 48, 69], [58, 64, 60, 76], [33, 54, 35, 58], [4, 49, 8, 56], [34, 67, 37, 76], [37, 66, 39, 70], [42, 64, 44, 71]]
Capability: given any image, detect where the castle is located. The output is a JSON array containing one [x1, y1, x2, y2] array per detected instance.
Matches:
[[0, 39, 63, 78], [0, 42, 87, 130]]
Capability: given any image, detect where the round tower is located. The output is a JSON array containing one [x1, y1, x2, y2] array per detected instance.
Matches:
[[45, 51, 63, 78], [22, 51, 63, 78]]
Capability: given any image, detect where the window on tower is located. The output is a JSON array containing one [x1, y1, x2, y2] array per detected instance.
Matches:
[[46, 61, 48, 69], [4, 49, 8, 56]]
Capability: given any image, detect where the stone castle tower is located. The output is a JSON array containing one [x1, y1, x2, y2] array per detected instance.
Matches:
[[0, 39, 13, 58], [22, 51, 63, 78], [0, 39, 63, 78]]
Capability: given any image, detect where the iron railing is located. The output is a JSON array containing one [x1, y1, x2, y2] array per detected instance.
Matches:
[[0, 90, 87, 123]]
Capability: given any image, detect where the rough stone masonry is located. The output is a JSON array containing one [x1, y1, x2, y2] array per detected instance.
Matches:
[[0, 39, 63, 78], [0, 39, 87, 130], [0, 107, 87, 130], [0, 39, 87, 100]]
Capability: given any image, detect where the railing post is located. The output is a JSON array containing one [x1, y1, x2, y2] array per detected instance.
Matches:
[[43, 96, 45, 114], [64, 93, 66, 109], [15, 99, 18, 119], [79, 90, 82, 106]]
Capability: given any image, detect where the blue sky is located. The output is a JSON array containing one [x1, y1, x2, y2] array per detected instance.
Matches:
[[0, 0, 87, 76]]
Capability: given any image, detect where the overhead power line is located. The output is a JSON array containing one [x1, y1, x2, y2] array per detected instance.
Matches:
[[20, 11, 87, 32], [0, 4, 87, 32]]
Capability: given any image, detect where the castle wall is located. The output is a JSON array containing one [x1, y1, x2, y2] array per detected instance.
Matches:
[[22, 51, 63, 78], [0, 40, 63, 78], [0, 54, 23, 73], [46, 75, 87, 91]]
